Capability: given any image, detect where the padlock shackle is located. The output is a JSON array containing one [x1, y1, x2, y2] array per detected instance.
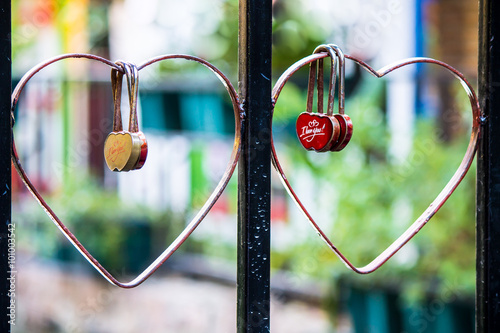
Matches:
[[306, 60, 317, 113], [113, 61, 140, 133], [329, 44, 345, 114], [313, 44, 345, 115], [111, 68, 124, 132], [123, 63, 140, 133], [305, 57, 331, 115], [317, 58, 325, 114]]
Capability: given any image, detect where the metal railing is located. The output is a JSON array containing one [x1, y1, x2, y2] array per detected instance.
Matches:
[[1, 0, 499, 332], [476, 1, 500, 332]]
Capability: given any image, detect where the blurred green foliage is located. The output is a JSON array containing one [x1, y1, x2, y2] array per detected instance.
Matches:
[[14, 175, 188, 277], [211, 0, 331, 74]]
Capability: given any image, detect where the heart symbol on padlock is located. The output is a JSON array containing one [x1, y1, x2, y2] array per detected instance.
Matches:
[[309, 120, 319, 127], [272, 45, 481, 273], [11, 53, 242, 287], [104, 61, 148, 172]]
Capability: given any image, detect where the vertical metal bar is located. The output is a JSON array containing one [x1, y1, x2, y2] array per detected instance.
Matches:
[[0, 1, 12, 332], [237, 0, 272, 332], [477, 1, 500, 332]]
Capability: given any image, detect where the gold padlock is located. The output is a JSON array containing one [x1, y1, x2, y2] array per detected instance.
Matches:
[[104, 61, 148, 172]]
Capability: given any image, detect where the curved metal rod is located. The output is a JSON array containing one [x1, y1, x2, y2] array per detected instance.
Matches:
[[11, 53, 122, 121], [271, 52, 481, 274], [11, 53, 242, 287], [138, 54, 241, 112]]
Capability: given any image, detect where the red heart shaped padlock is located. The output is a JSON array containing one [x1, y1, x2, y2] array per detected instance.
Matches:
[[296, 44, 354, 152], [296, 112, 338, 151]]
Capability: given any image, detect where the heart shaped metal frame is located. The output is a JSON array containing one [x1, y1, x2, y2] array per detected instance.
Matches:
[[11, 53, 242, 287], [271, 51, 481, 274]]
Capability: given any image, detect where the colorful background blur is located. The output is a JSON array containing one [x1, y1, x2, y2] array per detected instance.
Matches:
[[11, 0, 478, 332]]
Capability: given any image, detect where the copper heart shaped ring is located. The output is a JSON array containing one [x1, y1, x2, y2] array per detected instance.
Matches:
[[272, 45, 482, 274], [11, 53, 242, 287]]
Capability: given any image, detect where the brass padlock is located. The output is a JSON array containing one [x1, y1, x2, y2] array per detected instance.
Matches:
[[104, 61, 148, 172]]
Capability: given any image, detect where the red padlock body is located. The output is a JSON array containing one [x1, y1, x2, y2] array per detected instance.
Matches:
[[296, 112, 338, 152], [330, 114, 353, 151], [134, 131, 148, 170]]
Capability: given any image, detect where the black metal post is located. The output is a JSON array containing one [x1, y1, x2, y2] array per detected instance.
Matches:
[[477, 1, 500, 332], [237, 0, 272, 332], [0, 1, 12, 332]]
